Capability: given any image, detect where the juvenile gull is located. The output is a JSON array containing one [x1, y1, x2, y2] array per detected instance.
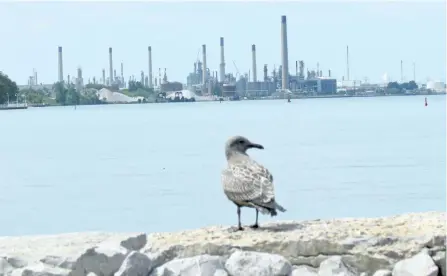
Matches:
[[221, 136, 286, 231]]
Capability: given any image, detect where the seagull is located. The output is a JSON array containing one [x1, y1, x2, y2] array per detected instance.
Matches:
[[221, 136, 286, 231]]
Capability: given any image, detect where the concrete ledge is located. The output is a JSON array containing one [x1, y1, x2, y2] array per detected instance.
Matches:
[[0, 212, 445, 276]]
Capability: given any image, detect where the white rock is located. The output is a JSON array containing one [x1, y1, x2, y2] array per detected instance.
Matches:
[[213, 269, 228, 276], [432, 251, 446, 276], [0, 212, 445, 276], [21, 263, 70, 276], [119, 235, 147, 252], [292, 265, 318, 276], [70, 240, 128, 276], [318, 256, 359, 276], [150, 255, 225, 276], [392, 250, 439, 276], [1, 257, 14, 276], [372, 270, 391, 276], [5, 257, 28, 269], [114, 252, 151, 276], [40, 256, 74, 270], [225, 250, 292, 276]]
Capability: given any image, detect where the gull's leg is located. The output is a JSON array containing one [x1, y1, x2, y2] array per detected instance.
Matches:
[[250, 209, 259, 229], [237, 206, 244, 231]]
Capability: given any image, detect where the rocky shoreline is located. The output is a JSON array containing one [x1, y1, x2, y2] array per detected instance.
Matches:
[[1, 212, 445, 276]]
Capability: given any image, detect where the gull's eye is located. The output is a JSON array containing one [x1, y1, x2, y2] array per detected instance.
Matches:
[[238, 140, 244, 144]]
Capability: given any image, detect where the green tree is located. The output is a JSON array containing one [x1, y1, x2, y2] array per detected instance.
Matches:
[[401, 81, 418, 90], [79, 90, 102, 105], [387, 82, 401, 90], [54, 81, 67, 105], [66, 87, 80, 105], [0, 72, 19, 104]]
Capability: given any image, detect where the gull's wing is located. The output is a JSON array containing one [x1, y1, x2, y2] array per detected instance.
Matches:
[[221, 158, 275, 204]]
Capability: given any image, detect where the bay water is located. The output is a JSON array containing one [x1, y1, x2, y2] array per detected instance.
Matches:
[[0, 95, 445, 236]]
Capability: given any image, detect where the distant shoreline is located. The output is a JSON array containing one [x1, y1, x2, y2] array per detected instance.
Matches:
[[8, 92, 443, 109]]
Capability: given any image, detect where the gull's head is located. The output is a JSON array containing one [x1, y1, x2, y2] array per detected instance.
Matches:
[[225, 136, 264, 158]]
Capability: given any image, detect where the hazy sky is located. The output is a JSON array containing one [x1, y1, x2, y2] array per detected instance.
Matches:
[[0, 1, 445, 85]]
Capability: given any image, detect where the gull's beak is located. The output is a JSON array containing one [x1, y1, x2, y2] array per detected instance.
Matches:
[[249, 143, 264, 150]]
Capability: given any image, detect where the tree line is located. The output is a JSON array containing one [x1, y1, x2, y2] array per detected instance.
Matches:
[[53, 82, 103, 105], [0, 72, 19, 104], [387, 81, 418, 91]]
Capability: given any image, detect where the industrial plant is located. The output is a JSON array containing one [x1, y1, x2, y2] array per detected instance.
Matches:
[[18, 15, 446, 102]]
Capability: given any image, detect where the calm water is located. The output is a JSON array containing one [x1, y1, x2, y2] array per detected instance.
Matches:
[[0, 95, 445, 236]]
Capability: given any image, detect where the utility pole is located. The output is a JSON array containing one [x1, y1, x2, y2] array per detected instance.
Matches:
[[413, 62, 416, 81]]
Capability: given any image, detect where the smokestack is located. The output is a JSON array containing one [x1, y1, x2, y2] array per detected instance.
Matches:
[[281, 15, 289, 90], [346, 45, 350, 81], [295, 61, 298, 77], [148, 46, 153, 88], [109, 47, 113, 85], [299, 61, 304, 79], [121, 62, 124, 81], [202, 44, 207, 85], [252, 44, 257, 82], [34, 70, 38, 85], [58, 46, 63, 82], [263, 64, 268, 81], [102, 69, 105, 85], [328, 69, 331, 77], [158, 68, 161, 86], [219, 37, 226, 83]]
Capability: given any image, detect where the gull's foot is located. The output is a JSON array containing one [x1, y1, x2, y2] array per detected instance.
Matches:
[[228, 226, 244, 233], [250, 224, 259, 229]]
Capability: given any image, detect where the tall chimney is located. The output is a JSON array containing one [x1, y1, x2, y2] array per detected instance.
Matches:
[[102, 69, 106, 85], [328, 69, 331, 77], [252, 44, 257, 82], [219, 37, 226, 83], [281, 15, 289, 90], [346, 45, 350, 81], [263, 64, 268, 81], [109, 47, 113, 85], [58, 46, 63, 82], [202, 44, 207, 85], [148, 46, 153, 88]]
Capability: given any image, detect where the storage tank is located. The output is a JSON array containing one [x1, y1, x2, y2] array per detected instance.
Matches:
[[427, 81, 445, 93]]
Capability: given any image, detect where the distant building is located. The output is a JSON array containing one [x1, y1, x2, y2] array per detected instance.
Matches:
[[161, 81, 183, 93], [222, 84, 236, 98], [290, 76, 337, 95], [427, 81, 446, 93]]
